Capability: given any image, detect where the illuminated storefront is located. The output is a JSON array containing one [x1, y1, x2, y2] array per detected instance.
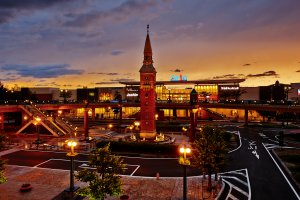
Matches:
[[121, 78, 245, 102]]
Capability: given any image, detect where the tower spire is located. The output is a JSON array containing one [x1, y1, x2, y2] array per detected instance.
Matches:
[[139, 24, 156, 73], [147, 24, 149, 34]]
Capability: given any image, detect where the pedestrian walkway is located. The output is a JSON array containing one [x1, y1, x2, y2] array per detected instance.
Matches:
[[0, 132, 219, 200], [0, 165, 219, 200]]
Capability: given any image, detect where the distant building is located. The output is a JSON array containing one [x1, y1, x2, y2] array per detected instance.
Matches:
[[240, 87, 260, 100], [290, 83, 300, 101], [259, 81, 289, 102]]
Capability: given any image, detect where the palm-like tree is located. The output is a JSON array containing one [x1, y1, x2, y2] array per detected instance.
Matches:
[[192, 126, 227, 191], [75, 144, 125, 200]]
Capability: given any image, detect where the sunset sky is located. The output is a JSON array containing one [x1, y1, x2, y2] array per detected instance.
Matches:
[[0, 0, 300, 89]]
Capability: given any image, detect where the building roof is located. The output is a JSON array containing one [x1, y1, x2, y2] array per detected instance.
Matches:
[[120, 79, 245, 86]]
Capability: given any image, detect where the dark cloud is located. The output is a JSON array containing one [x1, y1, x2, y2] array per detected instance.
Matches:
[[213, 74, 244, 79], [95, 78, 136, 85], [111, 50, 124, 56], [170, 68, 183, 73], [95, 81, 118, 85], [111, 78, 136, 82], [243, 63, 251, 66], [213, 70, 280, 80], [0, 64, 84, 78], [0, 9, 15, 23], [246, 70, 279, 78], [0, 77, 17, 82], [0, 0, 71, 23], [296, 70, 300, 72], [64, 0, 157, 27], [0, 0, 71, 9], [89, 72, 120, 76]]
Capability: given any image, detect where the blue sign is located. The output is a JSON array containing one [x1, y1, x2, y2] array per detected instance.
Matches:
[[170, 74, 187, 81]]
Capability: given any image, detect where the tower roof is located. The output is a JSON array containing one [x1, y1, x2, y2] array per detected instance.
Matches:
[[144, 26, 152, 55], [140, 25, 156, 73]]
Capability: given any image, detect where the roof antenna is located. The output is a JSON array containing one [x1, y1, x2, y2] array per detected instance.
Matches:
[[147, 24, 149, 34]]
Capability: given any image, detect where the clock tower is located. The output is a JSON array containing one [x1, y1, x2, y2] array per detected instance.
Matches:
[[139, 25, 157, 139]]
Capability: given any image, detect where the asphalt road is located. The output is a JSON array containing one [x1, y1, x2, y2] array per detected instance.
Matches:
[[2, 150, 201, 177], [223, 125, 300, 200]]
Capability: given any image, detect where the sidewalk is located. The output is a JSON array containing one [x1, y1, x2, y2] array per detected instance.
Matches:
[[0, 165, 219, 200], [0, 133, 219, 200]]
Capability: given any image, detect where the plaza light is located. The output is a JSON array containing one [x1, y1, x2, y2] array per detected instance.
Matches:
[[178, 144, 191, 200], [134, 121, 140, 127], [34, 116, 42, 145], [65, 139, 79, 196]]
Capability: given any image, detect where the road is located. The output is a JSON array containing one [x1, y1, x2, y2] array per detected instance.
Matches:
[[2, 150, 201, 177], [221, 125, 300, 200]]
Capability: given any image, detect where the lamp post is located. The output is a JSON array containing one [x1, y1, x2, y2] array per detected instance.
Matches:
[[34, 116, 42, 145], [168, 88, 171, 123], [179, 144, 191, 200], [134, 121, 140, 133], [66, 139, 79, 195], [199, 107, 202, 120]]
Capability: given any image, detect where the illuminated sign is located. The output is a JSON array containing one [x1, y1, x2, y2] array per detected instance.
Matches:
[[170, 74, 187, 81], [298, 89, 300, 95], [220, 86, 239, 90], [127, 88, 138, 92], [126, 93, 138, 97]]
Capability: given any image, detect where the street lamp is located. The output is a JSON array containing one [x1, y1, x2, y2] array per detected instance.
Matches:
[[34, 116, 42, 145], [65, 139, 79, 195], [178, 144, 191, 200], [168, 88, 171, 123], [134, 121, 140, 133], [58, 110, 62, 116], [199, 107, 202, 120]]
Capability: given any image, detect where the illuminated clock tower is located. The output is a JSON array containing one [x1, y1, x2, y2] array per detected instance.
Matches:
[[139, 25, 157, 139]]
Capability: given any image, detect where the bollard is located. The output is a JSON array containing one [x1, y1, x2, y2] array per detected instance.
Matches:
[[156, 172, 160, 180]]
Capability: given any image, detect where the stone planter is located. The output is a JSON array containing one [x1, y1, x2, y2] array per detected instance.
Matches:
[[20, 183, 32, 192], [120, 194, 130, 200]]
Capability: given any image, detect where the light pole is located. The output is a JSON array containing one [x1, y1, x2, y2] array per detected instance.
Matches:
[[179, 144, 191, 200], [34, 116, 42, 146], [134, 121, 140, 133], [168, 88, 171, 123], [65, 139, 79, 195], [199, 107, 202, 120]]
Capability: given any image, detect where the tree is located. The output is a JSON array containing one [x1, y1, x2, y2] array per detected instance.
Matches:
[[192, 126, 227, 191], [0, 134, 7, 184], [75, 144, 125, 200]]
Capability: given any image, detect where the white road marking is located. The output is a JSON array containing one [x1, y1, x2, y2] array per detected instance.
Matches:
[[34, 159, 51, 168], [220, 168, 251, 200], [228, 131, 242, 153], [263, 143, 300, 200], [221, 175, 248, 187], [223, 179, 249, 197], [130, 165, 140, 176]]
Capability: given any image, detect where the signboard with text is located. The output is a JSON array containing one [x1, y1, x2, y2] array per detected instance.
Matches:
[[170, 74, 187, 81], [126, 87, 139, 97], [219, 86, 240, 91]]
